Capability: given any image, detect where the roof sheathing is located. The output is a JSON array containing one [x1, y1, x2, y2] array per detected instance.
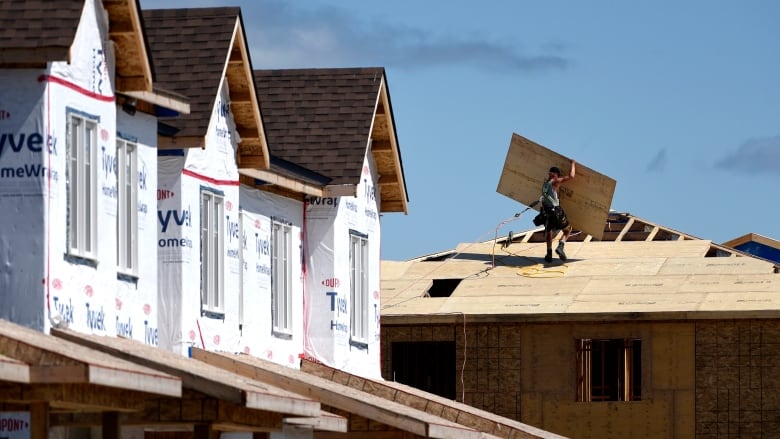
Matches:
[[143, 7, 266, 162], [381, 213, 780, 323], [254, 68, 407, 211]]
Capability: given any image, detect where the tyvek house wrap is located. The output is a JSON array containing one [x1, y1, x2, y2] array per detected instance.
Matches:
[[304, 154, 382, 378], [0, 0, 158, 344], [157, 81, 242, 356], [238, 185, 304, 367]]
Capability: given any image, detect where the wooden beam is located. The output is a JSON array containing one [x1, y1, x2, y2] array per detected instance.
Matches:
[[116, 75, 151, 93], [238, 168, 323, 197], [380, 200, 406, 213], [51, 392, 286, 430], [285, 411, 347, 432], [158, 136, 205, 149], [30, 402, 49, 439], [371, 139, 393, 152], [0, 355, 30, 383], [646, 226, 660, 241], [229, 90, 252, 103], [238, 155, 268, 169], [615, 217, 635, 241], [191, 350, 482, 439], [50, 329, 319, 418], [236, 127, 260, 139], [108, 20, 135, 35], [0, 383, 145, 411]]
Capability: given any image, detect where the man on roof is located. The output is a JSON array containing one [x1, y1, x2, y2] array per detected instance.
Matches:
[[541, 160, 575, 262]]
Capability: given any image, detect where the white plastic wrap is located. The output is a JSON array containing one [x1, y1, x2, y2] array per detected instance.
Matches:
[[304, 153, 382, 378]]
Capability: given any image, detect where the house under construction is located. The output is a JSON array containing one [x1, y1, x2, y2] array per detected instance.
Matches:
[[380, 212, 780, 439]]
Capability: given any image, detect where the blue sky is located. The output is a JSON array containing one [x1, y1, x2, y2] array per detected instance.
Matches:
[[143, 0, 780, 260]]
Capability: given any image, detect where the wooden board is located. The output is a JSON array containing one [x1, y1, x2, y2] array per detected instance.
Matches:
[[496, 133, 616, 240]]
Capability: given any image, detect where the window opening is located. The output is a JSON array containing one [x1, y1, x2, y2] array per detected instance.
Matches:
[[577, 338, 642, 402]]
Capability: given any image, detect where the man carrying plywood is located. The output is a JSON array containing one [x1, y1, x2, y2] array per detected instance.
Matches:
[[541, 161, 576, 262], [497, 133, 617, 262]]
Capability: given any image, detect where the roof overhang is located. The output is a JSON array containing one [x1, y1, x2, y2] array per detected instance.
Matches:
[[370, 76, 408, 214], [104, 0, 154, 93], [191, 349, 483, 439], [0, 319, 181, 413], [300, 358, 567, 439], [226, 17, 269, 171], [51, 328, 320, 420]]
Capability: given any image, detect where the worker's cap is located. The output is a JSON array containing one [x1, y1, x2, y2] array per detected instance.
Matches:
[[549, 166, 561, 175]]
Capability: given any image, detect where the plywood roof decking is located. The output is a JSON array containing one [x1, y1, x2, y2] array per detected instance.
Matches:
[[51, 328, 320, 418], [0, 319, 180, 397], [254, 68, 408, 213], [299, 358, 567, 439], [381, 215, 780, 323], [191, 349, 484, 439], [143, 7, 267, 164]]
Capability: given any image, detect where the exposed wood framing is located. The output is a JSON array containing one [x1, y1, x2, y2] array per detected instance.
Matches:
[[191, 349, 482, 439], [369, 81, 408, 214], [158, 136, 205, 149], [105, 0, 153, 93], [51, 329, 320, 418], [50, 390, 285, 431], [0, 383, 147, 412], [226, 20, 269, 170]]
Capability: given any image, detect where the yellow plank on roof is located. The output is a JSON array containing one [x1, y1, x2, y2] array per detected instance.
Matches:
[[496, 133, 616, 240]]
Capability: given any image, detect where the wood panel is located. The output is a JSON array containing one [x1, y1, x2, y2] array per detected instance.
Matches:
[[496, 133, 616, 240]]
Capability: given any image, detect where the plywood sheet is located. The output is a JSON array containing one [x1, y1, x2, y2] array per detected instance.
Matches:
[[496, 133, 616, 240]]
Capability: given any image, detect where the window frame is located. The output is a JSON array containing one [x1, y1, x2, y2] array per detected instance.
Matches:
[[349, 230, 369, 347], [576, 338, 642, 402], [200, 188, 225, 316], [116, 136, 138, 277], [271, 218, 293, 337], [66, 110, 99, 261]]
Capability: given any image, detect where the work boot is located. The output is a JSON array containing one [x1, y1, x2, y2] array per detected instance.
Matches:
[[545, 249, 553, 263], [556, 242, 567, 261]]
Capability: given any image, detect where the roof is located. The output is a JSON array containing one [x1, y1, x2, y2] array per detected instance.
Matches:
[[1, 319, 181, 414], [723, 233, 780, 264], [191, 348, 486, 439], [143, 7, 267, 162], [299, 358, 567, 439], [381, 212, 780, 324], [51, 328, 320, 418], [254, 68, 408, 213], [0, 0, 84, 65], [0, 0, 187, 111]]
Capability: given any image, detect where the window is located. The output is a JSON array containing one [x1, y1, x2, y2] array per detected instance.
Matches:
[[116, 138, 137, 275], [349, 231, 369, 345], [66, 112, 98, 260], [271, 219, 292, 335], [201, 190, 224, 315], [392, 341, 456, 399], [576, 338, 642, 402]]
